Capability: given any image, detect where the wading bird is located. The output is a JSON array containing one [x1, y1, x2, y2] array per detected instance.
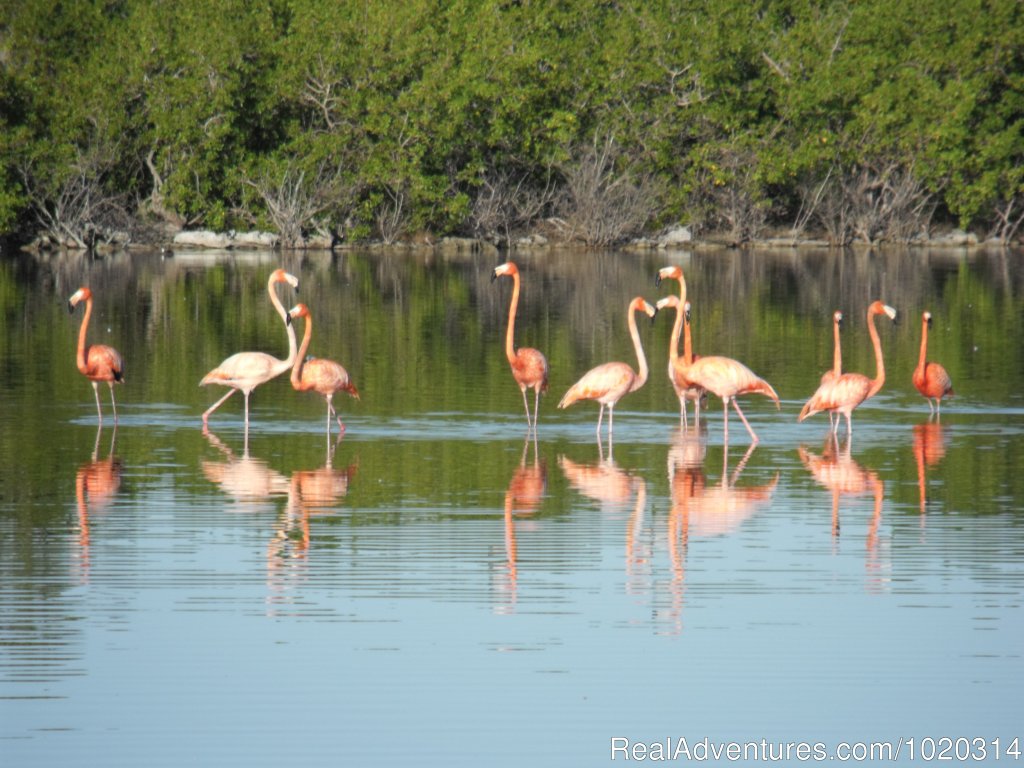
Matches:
[[68, 287, 125, 424], [200, 269, 299, 434], [803, 310, 845, 431], [672, 300, 780, 444], [798, 300, 897, 436], [287, 303, 360, 438], [558, 296, 657, 442], [492, 261, 549, 431], [655, 265, 704, 426], [912, 311, 954, 416]]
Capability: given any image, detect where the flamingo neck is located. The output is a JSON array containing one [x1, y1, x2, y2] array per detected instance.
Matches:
[[683, 312, 694, 367], [667, 302, 683, 369], [915, 317, 929, 376], [832, 317, 842, 376], [291, 315, 313, 388], [628, 303, 649, 392], [76, 297, 92, 374], [504, 272, 520, 365], [267, 275, 288, 323], [867, 308, 886, 398]]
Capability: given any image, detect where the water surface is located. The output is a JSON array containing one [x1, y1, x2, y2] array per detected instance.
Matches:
[[1, 246, 1022, 766]]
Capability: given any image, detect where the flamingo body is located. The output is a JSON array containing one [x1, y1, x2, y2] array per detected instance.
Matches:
[[558, 296, 656, 439], [288, 303, 359, 436], [798, 300, 896, 435], [675, 301, 779, 443], [655, 268, 705, 426], [201, 269, 298, 431], [68, 287, 125, 423], [912, 311, 954, 414], [493, 261, 549, 430]]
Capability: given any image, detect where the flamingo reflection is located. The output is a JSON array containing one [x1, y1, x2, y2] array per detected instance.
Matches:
[[913, 421, 947, 519], [273, 440, 359, 560], [665, 430, 778, 633], [201, 429, 290, 503], [74, 425, 122, 580], [558, 447, 649, 590], [498, 435, 547, 610], [799, 435, 887, 588]]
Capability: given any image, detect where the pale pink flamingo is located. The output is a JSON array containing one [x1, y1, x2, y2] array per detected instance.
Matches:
[[804, 310, 844, 431], [492, 261, 549, 431], [912, 311, 954, 415], [68, 287, 125, 424], [674, 300, 780, 443], [798, 300, 896, 436], [655, 266, 704, 426], [288, 303, 360, 437], [558, 296, 657, 441], [200, 269, 299, 433]]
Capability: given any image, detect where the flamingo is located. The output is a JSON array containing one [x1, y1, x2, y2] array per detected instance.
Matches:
[[492, 261, 549, 431], [200, 269, 299, 433], [798, 300, 897, 436], [558, 296, 657, 441], [287, 303, 360, 437], [655, 265, 705, 426], [674, 300, 780, 443], [803, 310, 844, 431], [912, 311, 954, 415], [68, 287, 125, 424]]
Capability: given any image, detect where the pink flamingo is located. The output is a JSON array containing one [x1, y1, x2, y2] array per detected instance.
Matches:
[[798, 300, 897, 436], [804, 310, 844, 431], [68, 287, 125, 424], [492, 261, 549, 431], [655, 265, 704, 426], [674, 300, 780, 443], [287, 303, 360, 437], [200, 269, 299, 432], [912, 311, 954, 415], [558, 296, 657, 440]]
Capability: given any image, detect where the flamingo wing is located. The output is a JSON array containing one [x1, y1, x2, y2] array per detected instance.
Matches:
[[686, 356, 777, 403], [558, 362, 635, 408], [512, 347, 549, 392], [915, 362, 954, 399], [201, 351, 281, 387], [300, 358, 360, 399], [85, 344, 124, 382]]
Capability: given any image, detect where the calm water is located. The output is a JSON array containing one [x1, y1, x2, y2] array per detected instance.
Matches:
[[1, 246, 1022, 766]]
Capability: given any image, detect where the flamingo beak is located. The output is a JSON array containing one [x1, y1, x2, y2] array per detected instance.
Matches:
[[655, 274, 662, 287], [491, 269, 498, 283]]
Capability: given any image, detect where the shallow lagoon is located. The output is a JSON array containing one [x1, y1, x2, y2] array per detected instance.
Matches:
[[1, 246, 1021, 766]]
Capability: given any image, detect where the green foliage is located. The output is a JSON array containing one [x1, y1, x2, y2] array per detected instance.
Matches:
[[1, 0, 1023, 243]]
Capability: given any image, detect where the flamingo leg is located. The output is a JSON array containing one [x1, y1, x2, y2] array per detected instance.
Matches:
[[327, 396, 345, 437], [202, 388, 237, 426], [694, 395, 701, 427], [108, 383, 118, 424], [533, 388, 541, 432], [679, 397, 688, 429], [91, 382, 103, 424], [521, 388, 533, 431], [731, 398, 759, 443], [595, 403, 606, 438], [721, 397, 730, 442]]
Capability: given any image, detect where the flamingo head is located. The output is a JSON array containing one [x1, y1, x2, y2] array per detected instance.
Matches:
[[868, 300, 897, 324], [67, 287, 91, 313], [833, 310, 843, 327], [655, 295, 679, 312], [656, 265, 684, 288], [492, 261, 518, 281], [922, 310, 933, 328], [684, 301, 692, 322], [288, 303, 309, 322], [633, 297, 658, 323], [271, 269, 300, 292]]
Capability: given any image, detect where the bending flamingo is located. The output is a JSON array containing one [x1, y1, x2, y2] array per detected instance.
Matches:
[[912, 311, 954, 415], [655, 265, 704, 426], [805, 310, 844, 431], [558, 296, 657, 440], [798, 300, 897, 436], [288, 303, 360, 437], [68, 287, 125, 424], [492, 261, 549, 431], [675, 300, 780, 443], [200, 269, 299, 432]]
